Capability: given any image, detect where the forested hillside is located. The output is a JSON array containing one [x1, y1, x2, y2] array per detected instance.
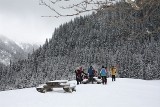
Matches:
[[0, 0, 160, 91]]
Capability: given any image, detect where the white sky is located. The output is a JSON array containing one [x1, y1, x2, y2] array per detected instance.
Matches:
[[0, 0, 81, 44]]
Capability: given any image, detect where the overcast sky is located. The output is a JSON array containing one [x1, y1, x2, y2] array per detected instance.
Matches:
[[0, 0, 122, 44], [0, 0, 80, 44]]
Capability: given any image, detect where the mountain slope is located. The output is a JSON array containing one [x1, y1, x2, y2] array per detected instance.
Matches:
[[17, 42, 39, 54], [0, 35, 27, 65], [0, 35, 39, 65], [0, 78, 160, 107]]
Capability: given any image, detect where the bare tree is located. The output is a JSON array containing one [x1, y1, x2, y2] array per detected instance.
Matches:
[[39, 0, 154, 18]]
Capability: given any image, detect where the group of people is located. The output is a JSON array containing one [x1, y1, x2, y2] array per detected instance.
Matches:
[[75, 66, 117, 85]]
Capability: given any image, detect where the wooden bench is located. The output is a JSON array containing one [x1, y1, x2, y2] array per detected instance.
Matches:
[[36, 80, 76, 93]]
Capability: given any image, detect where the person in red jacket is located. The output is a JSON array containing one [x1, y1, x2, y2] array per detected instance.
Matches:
[[75, 69, 82, 85], [75, 67, 87, 85]]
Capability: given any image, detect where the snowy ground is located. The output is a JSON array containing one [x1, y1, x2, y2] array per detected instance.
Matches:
[[0, 78, 160, 107]]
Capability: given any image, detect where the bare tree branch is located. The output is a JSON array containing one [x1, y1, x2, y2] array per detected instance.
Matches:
[[39, 0, 159, 18], [39, 0, 116, 17]]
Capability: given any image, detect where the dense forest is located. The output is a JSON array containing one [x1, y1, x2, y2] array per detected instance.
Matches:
[[0, 0, 160, 91]]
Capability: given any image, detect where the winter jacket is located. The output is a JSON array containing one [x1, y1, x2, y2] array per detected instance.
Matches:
[[75, 70, 82, 79], [88, 67, 94, 76], [100, 68, 107, 76], [111, 68, 116, 76]]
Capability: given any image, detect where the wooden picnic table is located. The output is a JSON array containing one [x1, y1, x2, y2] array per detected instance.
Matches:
[[36, 80, 76, 93]]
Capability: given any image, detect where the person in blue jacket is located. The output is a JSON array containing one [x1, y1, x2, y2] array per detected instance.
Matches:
[[100, 66, 107, 84], [88, 66, 94, 84]]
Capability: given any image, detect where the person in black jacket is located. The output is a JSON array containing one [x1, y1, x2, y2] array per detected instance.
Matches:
[[88, 66, 95, 84]]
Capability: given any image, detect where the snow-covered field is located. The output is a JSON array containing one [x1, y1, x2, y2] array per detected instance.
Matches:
[[0, 78, 160, 107]]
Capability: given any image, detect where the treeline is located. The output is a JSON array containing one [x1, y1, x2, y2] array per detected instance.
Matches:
[[0, 0, 160, 91]]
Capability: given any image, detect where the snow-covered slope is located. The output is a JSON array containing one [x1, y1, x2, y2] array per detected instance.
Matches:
[[0, 35, 26, 65], [0, 35, 39, 65], [16, 42, 39, 54], [0, 78, 160, 107]]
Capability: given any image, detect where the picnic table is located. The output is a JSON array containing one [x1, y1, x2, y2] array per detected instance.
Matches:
[[36, 80, 76, 93]]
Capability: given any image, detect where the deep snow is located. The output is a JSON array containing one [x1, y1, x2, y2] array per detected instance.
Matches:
[[0, 78, 160, 107]]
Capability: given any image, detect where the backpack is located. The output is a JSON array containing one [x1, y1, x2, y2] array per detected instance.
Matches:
[[101, 68, 107, 76]]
